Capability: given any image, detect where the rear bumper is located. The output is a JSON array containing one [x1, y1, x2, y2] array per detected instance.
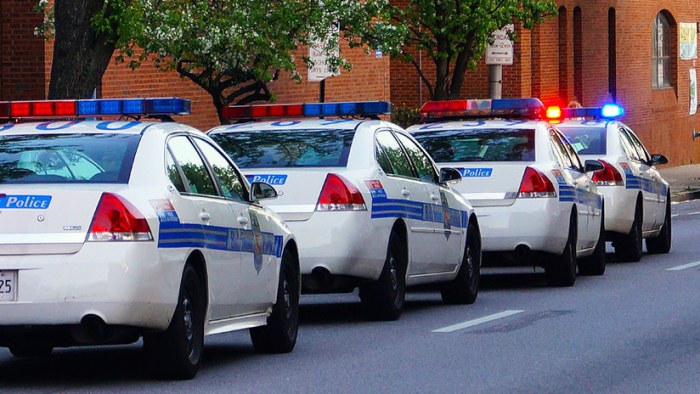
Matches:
[[286, 211, 389, 282], [0, 242, 180, 331], [475, 198, 568, 255]]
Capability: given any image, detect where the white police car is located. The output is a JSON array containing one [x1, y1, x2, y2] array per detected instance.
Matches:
[[408, 99, 605, 287], [208, 101, 481, 321], [0, 98, 299, 379], [549, 105, 671, 261]]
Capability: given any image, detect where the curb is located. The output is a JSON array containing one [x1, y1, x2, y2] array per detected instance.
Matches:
[[671, 190, 700, 203]]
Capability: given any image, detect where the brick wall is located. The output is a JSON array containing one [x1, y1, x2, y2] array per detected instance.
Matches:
[[0, 0, 46, 100]]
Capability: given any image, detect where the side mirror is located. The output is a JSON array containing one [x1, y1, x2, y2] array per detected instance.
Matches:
[[439, 167, 462, 184], [584, 159, 605, 173], [250, 182, 278, 201], [651, 154, 668, 166]]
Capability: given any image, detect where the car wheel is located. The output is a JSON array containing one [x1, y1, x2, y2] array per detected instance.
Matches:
[[250, 248, 300, 353], [545, 214, 577, 287], [359, 231, 406, 321], [441, 219, 481, 304], [615, 201, 643, 262], [143, 264, 205, 380], [578, 208, 606, 276], [8, 343, 53, 357], [646, 197, 672, 254]]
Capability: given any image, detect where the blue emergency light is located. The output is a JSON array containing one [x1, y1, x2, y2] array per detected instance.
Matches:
[[420, 98, 545, 119], [0, 98, 190, 120], [222, 101, 392, 120]]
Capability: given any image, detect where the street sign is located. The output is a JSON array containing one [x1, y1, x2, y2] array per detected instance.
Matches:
[[485, 25, 514, 65], [308, 22, 341, 82]]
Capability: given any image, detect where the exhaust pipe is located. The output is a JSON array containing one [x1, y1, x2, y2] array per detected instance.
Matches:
[[70, 314, 107, 344]]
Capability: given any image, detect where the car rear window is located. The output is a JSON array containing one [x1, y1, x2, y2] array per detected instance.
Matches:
[[0, 133, 141, 184], [413, 129, 535, 162], [559, 127, 607, 155], [210, 129, 355, 168]]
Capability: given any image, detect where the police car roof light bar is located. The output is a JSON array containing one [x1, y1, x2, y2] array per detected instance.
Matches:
[[222, 101, 392, 120], [420, 98, 544, 120], [0, 98, 190, 120], [546, 103, 624, 121]]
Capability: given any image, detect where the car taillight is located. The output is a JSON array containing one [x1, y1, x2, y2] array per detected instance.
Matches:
[[88, 193, 153, 242], [316, 174, 367, 211], [518, 167, 557, 198], [591, 160, 624, 186]]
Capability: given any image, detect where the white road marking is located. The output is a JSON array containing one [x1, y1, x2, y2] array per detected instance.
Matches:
[[667, 261, 700, 271], [432, 310, 524, 333], [672, 211, 700, 218]]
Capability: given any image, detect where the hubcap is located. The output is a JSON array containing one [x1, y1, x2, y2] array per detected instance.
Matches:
[[389, 255, 398, 291], [283, 274, 292, 320], [466, 245, 474, 277], [183, 295, 194, 345]]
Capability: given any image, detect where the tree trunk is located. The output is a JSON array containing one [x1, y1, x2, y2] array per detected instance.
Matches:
[[48, 0, 116, 99], [433, 57, 449, 100]]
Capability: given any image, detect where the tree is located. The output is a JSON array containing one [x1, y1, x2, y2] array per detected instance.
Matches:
[[352, 0, 558, 101], [126, 0, 386, 124], [36, 0, 138, 99]]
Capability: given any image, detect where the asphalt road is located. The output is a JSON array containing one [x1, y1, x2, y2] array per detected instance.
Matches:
[[3, 200, 700, 393]]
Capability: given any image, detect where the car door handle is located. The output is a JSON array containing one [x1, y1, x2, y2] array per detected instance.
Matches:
[[199, 212, 211, 222], [401, 189, 411, 197], [237, 216, 249, 226], [430, 194, 440, 202]]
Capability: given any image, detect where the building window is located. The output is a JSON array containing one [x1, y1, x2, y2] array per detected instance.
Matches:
[[573, 7, 583, 103], [608, 8, 616, 100], [652, 12, 673, 89], [558, 6, 568, 103]]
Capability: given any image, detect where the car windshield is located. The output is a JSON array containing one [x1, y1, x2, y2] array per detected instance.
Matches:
[[210, 129, 355, 168], [0, 133, 141, 184], [559, 127, 607, 155], [412, 128, 536, 162]]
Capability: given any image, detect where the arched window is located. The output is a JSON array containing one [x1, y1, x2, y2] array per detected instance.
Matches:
[[652, 12, 673, 89]]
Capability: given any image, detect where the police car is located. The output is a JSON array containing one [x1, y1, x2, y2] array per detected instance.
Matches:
[[0, 98, 300, 379], [548, 104, 671, 261], [408, 99, 606, 287], [208, 101, 480, 321]]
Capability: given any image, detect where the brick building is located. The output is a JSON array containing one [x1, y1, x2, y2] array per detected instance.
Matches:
[[391, 0, 700, 166], [1, 1, 700, 165]]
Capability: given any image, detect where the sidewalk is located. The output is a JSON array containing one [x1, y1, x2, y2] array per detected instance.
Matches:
[[658, 164, 700, 202]]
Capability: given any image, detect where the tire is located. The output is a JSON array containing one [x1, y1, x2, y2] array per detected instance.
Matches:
[[8, 343, 53, 357], [144, 264, 205, 380], [578, 208, 606, 276], [250, 248, 300, 353], [359, 231, 407, 321], [441, 219, 481, 304], [545, 214, 577, 287], [615, 201, 643, 262], [646, 197, 672, 254]]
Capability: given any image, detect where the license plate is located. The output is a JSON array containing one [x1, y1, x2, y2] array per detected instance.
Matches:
[[0, 271, 17, 301]]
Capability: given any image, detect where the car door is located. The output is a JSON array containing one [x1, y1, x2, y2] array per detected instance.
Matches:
[[394, 131, 462, 273], [192, 137, 277, 315], [558, 130, 600, 247], [374, 129, 436, 275], [167, 135, 242, 320], [625, 127, 663, 228], [549, 130, 590, 249], [619, 127, 657, 231]]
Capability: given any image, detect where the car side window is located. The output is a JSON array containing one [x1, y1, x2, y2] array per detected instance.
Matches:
[[193, 138, 246, 202], [557, 131, 585, 172], [375, 130, 415, 178], [549, 130, 573, 169], [167, 136, 218, 197], [165, 149, 187, 193], [375, 141, 395, 175], [625, 128, 651, 164], [618, 128, 642, 162], [394, 132, 439, 183]]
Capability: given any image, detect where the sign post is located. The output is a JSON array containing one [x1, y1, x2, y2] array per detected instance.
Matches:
[[485, 25, 514, 99], [309, 22, 340, 103]]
